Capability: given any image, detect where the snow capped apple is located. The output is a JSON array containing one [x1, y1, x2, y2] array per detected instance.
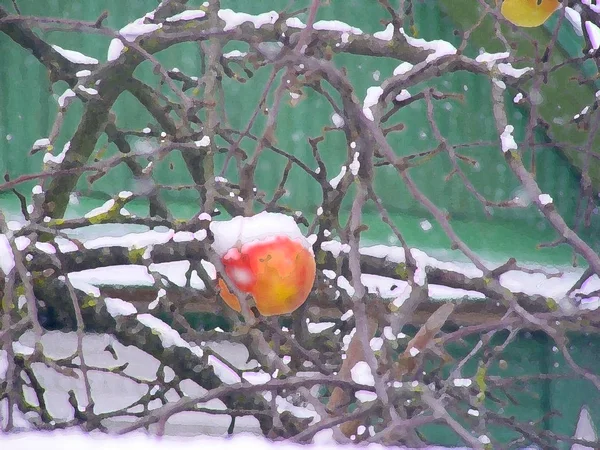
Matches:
[[210, 212, 316, 316]]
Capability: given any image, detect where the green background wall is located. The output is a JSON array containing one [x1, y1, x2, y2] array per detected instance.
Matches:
[[1, 0, 600, 264]]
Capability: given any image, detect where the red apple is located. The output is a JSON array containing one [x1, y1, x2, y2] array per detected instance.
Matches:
[[217, 235, 316, 316]]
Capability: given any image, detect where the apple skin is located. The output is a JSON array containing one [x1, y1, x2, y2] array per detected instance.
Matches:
[[217, 235, 316, 316], [501, 0, 560, 28]]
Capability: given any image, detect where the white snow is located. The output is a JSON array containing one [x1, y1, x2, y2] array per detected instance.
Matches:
[[391, 284, 411, 308], [395, 89, 411, 102], [285, 17, 306, 29], [137, 314, 203, 358], [275, 396, 318, 420], [573, 405, 596, 449], [69, 277, 101, 298], [323, 269, 337, 280], [223, 50, 247, 59], [329, 166, 347, 189], [0, 235, 15, 275], [331, 113, 344, 128], [340, 310, 353, 321], [105, 297, 137, 317], [210, 212, 313, 257], [307, 322, 336, 333], [15, 236, 30, 251], [363, 86, 383, 121], [120, 22, 162, 43], [312, 20, 363, 35], [208, 354, 241, 384], [453, 378, 472, 387], [43, 141, 70, 165], [195, 136, 211, 147], [373, 23, 394, 41], [349, 152, 360, 176], [565, 7, 583, 36], [57, 88, 76, 108], [85, 199, 115, 219], [498, 63, 532, 78], [32, 138, 51, 149], [399, 28, 456, 63], [475, 51, 509, 69], [166, 10, 206, 22], [355, 390, 377, 402], [492, 78, 506, 90], [218, 10, 279, 32], [350, 361, 375, 386], [337, 276, 355, 297], [107, 39, 125, 61], [51, 45, 99, 64], [513, 92, 523, 103], [393, 62, 414, 76], [370, 337, 383, 351], [500, 125, 517, 153], [78, 85, 98, 96], [538, 194, 553, 206], [241, 371, 271, 385], [76, 69, 92, 77], [35, 242, 56, 254], [586, 21, 600, 50]]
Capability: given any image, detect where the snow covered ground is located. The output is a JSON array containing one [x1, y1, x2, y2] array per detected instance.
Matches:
[[0, 430, 469, 450]]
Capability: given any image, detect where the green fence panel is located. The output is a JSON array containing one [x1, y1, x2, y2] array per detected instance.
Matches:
[[2, 0, 598, 264]]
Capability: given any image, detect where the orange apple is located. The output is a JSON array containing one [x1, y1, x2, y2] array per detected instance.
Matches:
[[217, 235, 316, 316], [501, 0, 560, 28]]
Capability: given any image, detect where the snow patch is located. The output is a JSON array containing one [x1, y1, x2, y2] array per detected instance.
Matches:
[[58, 89, 76, 108], [350, 361, 375, 386], [105, 297, 137, 317], [475, 51, 509, 69], [500, 125, 517, 153], [120, 22, 162, 43], [208, 354, 241, 384], [52, 45, 98, 64], [400, 28, 456, 63], [313, 20, 362, 35], [331, 113, 344, 128], [218, 10, 279, 32], [565, 7, 583, 36], [107, 39, 125, 61], [32, 138, 51, 149], [210, 212, 312, 257], [395, 89, 411, 102], [393, 62, 413, 76], [586, 21, 600, 50], [166, 10, 206, 22], [43, 141, 71, 165], [137, 314, 203, 358], [349, 152, 360, 176], [285, 17, 306, 29], [363, 86, 383, 121], [498, 63, 532, 78], [195, 136, 211, 147], [538, 194, 553, 206], [373, 23, 394, 41]]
